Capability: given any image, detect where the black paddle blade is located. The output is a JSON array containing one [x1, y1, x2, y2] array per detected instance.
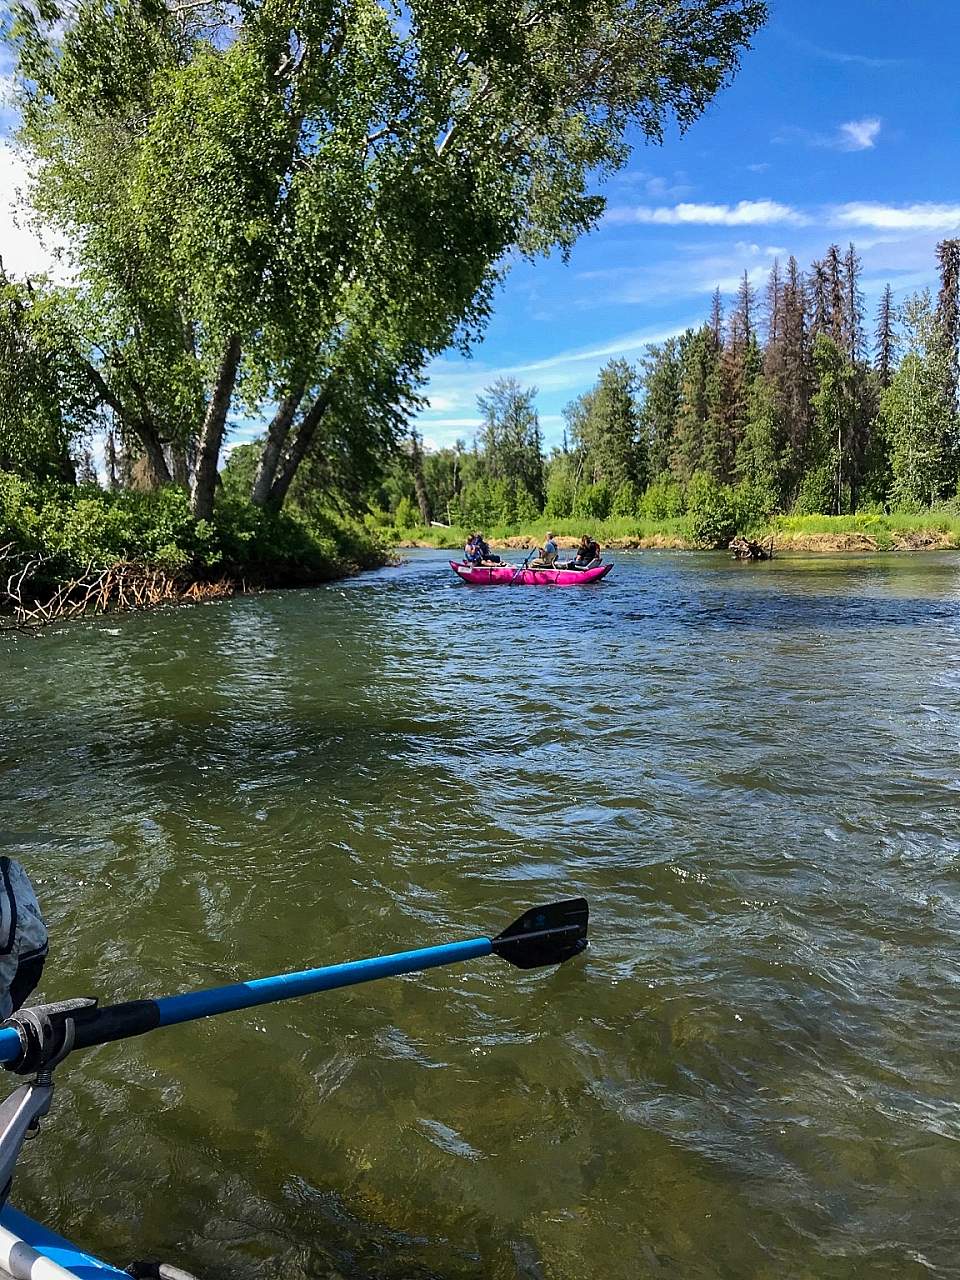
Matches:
[[491, 898, 589, 969]]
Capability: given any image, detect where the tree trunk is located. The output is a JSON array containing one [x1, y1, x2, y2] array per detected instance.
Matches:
[[84, 362, 172, 487], [191, 335, 242, 520], [251, 382, 307, 507], [266, 389, 332, 509], [134, 420, 174, 489]]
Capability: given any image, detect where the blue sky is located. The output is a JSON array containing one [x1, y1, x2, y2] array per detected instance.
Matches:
[[417, 0, 960, 452], [2, 0, 958, 457]]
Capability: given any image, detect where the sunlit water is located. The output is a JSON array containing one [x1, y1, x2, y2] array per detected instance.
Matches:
[[2, 548, 960, 1279]]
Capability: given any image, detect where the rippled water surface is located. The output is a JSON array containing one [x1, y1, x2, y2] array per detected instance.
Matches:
[[3, 549, 960, 1279]]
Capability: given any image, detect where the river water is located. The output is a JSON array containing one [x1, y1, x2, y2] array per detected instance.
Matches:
[[2, 548, 960, 1280]]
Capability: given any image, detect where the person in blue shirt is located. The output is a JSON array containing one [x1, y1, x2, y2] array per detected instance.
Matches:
[[530, 533, 559, 568]]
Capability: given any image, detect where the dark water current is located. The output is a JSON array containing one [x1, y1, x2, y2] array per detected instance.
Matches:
[[2, 548, 960, 1280]]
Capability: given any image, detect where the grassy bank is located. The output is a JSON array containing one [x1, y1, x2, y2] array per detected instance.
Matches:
[[0, 473, 388, 626], [389, 511, 960, 554]]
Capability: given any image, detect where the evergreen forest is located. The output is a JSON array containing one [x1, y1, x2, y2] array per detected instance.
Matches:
[[372, 239, 960, 548]]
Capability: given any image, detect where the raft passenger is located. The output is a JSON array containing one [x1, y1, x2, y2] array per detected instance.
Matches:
[[464, 535, 484, 565], [530, 532, 559, 568], [572, 536, 601, 570], [473, 533, 502, 565]]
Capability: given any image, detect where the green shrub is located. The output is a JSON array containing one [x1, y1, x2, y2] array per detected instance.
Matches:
[[685, 472, 737, 548], [611, 480, 639, 518], [573, 481, 612, 520], [732, 480, 775, 534], [0, 471, 386, 597], [638, 477, 686, 520], [793, 465, 834, 515], [394, 496, 418, 530]]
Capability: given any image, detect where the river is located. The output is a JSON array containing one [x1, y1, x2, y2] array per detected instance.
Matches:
[[2, 548, 960, 1280]]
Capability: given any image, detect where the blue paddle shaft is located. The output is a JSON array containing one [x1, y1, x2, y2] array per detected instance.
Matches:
[[0, 937, 493, 1064], [154, 936, 492, 1026]]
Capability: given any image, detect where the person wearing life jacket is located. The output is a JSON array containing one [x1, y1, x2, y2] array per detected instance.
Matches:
[[464, 534, 482, 564], [0, 857, 48, 1019], [472, 533, 501, 564], [530, 532, 559, 568], [572, 535, 601, 570]]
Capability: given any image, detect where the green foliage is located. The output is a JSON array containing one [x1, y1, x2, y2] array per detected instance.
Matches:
[[0, 472, 384, 591], [684, 471, 737, 548], [880, 293, 959, 508], [394, 496, 418, 531], [0, 279, 94, 482], [638, 477, 686, 520], [543, 453, 577, 519], [793, 464, 835, 516], [477, 380, 545, 509], [573, 481, 612, 521], [736, 373, 784, 504], [8, 0, 765, 517], [732, 479, 775, 533], [611, 479, 639, 517], [565, 359, 646, 493]]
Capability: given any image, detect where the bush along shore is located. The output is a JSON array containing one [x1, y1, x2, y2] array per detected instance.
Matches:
[[0, 473, 387, 632]]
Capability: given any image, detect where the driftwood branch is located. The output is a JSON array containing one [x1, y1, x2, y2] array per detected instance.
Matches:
[[0, 545, 246, 634]]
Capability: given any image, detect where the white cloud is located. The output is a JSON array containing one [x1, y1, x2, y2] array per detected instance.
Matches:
[[417, 321, 691, 424], [606, 199, 807, 228], [785, 35, 907, 70], [773, 118, 883, 153], [832, 202, 960, 231], [419, 416, 483, 429], [837, 117, 882, 151], [0, 142, 63, 278]]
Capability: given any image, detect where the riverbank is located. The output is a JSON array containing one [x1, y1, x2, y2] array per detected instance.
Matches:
[[0, 473, 388, 629], [393, 511, 960, 554]]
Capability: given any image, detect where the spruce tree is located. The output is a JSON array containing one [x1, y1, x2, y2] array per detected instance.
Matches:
[[640, 336, 684, 480], [825, 245, 846, 350], [779, 256, 812, 492], [567, 360, 647, 492], [730, 271, 757, 352], [875, 285, 897, 388], [765, 259, 784, 349], [843, 243, 865, 364], [709, 289, 725, 346], [672, 327, 717, 481], [935, 239, 960, 413], [808, 259, 831, 337]]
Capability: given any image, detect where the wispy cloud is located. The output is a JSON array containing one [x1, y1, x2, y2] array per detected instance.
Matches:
[[417, 322, 691, 426], [606, 199, 807, 228], [833, 202, 960, 231], [608, 194, 960, 237], [836, 117, 882, 151], [785, 34, 908, 70], [774, 117, 882, 152], [608, 168, 693, 201]]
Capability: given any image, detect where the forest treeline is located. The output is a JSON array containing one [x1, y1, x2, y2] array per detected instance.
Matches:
[[374, 239, 960, 546]]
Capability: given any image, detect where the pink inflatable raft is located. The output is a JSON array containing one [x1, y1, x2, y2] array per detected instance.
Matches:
[[450, 560, 613, 586]]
